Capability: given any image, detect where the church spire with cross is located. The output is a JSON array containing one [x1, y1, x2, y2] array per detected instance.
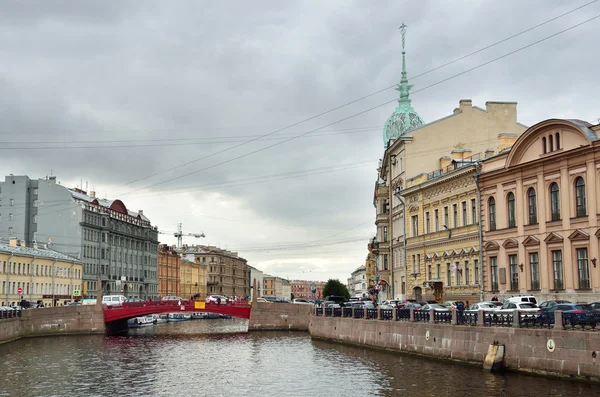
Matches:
[[383, 23, 424, 147]]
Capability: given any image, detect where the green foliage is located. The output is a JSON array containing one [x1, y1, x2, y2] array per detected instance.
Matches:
[[322, 279, 350, 299]]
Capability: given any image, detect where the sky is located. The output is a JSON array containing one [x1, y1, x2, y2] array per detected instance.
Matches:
[[0, 0, 598, 284]]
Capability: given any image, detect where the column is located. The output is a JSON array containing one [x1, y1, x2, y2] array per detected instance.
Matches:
[[560, 166, 572, 290], [586, 160, 598, 288]]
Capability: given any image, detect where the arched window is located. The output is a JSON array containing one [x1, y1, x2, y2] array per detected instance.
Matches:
[[488, 197, 496, 231], [507, 192, 516, 227], [550, 183, 560, 221], [575, 177, 586, 217], [528, 188, 537, 224], [542, 137, 547, 154], [549, 134, 554, 152], [555, 132, 560, 150]]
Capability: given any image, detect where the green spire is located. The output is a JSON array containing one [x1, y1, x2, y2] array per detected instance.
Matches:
[[383, 23, 424, 146]]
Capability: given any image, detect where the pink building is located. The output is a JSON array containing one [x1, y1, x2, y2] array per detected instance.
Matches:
[[479, 119, 600, 302]]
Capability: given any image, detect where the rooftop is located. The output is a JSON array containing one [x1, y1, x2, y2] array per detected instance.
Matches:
[[0, 241, 80, 262]]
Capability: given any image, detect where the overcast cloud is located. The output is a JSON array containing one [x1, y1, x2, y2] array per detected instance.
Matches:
[[0, 0, 598, 283]]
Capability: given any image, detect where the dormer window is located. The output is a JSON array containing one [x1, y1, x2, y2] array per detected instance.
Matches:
[[543, 132, 561, 154], [542, 137, 547, 153], [555, 132, 560, 149], [549, 134, 554, 151]]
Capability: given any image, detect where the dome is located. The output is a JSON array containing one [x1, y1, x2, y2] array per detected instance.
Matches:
[[382, 23, 424, 146], [383, 97, 424, 145]]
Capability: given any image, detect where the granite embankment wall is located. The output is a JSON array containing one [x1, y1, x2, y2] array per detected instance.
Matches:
[[309, 315, 600, 381], [248, 302, 312, 331], [0, 305, 105, 344]]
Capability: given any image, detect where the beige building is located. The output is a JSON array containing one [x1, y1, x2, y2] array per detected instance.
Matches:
[[181, 245, 248, 298], [179, 257, 208, 299], [376, 99, 527, 300], [400, 153, 483, 303], [1, 239, 82, 306], [479, 118, 600, 302]]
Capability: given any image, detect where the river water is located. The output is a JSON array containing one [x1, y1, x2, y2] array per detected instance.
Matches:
[[1, 318, 599, 397]]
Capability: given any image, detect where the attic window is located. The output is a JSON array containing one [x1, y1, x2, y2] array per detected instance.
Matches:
[[542, 137, 547, 153], [549, 134, 554, 152], [555, 132, 560, 149]]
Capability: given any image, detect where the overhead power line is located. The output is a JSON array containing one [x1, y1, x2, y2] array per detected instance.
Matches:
[[116, 1, 597, 188], [118, 12, 600, 197]]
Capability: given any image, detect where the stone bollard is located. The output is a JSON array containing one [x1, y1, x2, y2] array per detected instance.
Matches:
[[477, 309, 485, 326], [409, 308, 415, 322], [554, 310, 563, 329], [364, 305, 369, 319], [352, 307, 356, 319], [451, 309, 458, 325], [512, 309, 520, 328], [322, 304, 326, 318], [392, 306, 397, 321], [377, 307, 381, 320], [429, 308, 436, 324]]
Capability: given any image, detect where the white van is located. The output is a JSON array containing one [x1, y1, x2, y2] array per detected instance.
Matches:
[[504, 295, 538, 305], [102, 295, 127, 307]]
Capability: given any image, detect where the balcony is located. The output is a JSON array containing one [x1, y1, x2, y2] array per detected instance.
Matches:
[[579, 279, 591, 290]]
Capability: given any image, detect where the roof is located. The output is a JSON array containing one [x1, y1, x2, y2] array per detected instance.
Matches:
[[0, 242, 81, 263], [68, 189, 150, 221]]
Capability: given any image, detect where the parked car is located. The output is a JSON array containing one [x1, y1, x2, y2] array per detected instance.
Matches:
[[421, 303, 449, 312], [404, 302, 422, 311], [292, 298, 312, 305], [379, 304, 395, 310], [543, 303, 595, 313], [351, 301, 376, 309], [503, 295, 538, 305], [102, 295, 127, 307], [497, 302, 540, 315], [590, 302, 600, 310], [162, 296, 184, 301], [126, 297, 144, 303], [396, 299, 418, 308], [465, 302, 500, 313], [442, 301, 460, 309], [256, 297, 271, 303], [205, 295, 227, 304], [538, 300, 571, 310]]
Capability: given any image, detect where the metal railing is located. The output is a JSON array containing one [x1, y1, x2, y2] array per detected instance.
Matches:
[[396, 308, 411, 321], [434, 311, 452, 323], [414, 310, 430, 322], [0, 309, 22, 320], [342, 307, 353, 318], [457, 312, 478, 326], [381, 309, 393, 320], [367, 309, 378, 319], [315, 307, 323, 316], [333, 308, 342, 317], [563, 312, 600, 330], [483, 312, 513, 327], [324, 307, 332, 317], [353, 308, 364, 319], [518, 312, 554, 328]]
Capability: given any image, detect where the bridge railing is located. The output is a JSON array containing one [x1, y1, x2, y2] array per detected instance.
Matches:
[[104, 299, 251, 310]]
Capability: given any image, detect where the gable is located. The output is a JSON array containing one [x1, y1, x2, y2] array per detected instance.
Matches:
[[544, 232, 564, 243], [569, 229, 590, 241], [506, 119, 596, 168], [522, 235, 540, 246], [502, 238, 519, 249], [483, 241, 500, 251]]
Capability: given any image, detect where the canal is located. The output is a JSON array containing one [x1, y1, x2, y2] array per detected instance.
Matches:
[[1, 318, 599, 396]]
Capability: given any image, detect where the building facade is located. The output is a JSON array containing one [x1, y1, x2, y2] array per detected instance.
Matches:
[[480, 119, 600, 302], [372, 28, 527, 302], [289, 280, 326, 300], [158, 244, 180, 297], [0, 239, 82, 306], [400, 151, 490, 303], [0, 175, 159, 299], [179, 257, 207, 299], [348, 266, 368, 298], [263, 276, 275, 297], [248, 265, 264, 298], [181, 245, 248, 298]]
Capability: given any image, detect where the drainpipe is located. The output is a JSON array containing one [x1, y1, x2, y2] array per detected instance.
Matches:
[[6, 254, 14, 305], [51, 259, 57, 306], [30, 256, 35, 303], [394, 188, 408, 300], [475, 164, 484, 302]]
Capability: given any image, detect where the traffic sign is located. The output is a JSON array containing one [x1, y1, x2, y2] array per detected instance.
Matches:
[[17, 287, 23, 294], [73, 290, 81, 297]]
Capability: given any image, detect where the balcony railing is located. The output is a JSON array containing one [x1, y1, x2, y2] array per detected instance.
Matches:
[[579, 279, 591, 290], [554, 279, 564, 290]]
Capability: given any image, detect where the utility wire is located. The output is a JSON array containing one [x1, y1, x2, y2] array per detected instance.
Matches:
[[119, 2, 597, 187], [118, 12, 600, 197]]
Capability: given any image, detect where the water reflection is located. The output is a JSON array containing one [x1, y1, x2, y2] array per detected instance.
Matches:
[[0, 319, 599, 397]]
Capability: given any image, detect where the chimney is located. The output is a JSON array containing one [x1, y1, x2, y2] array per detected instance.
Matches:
[[9, 238, 17, 247], [485, 149, 495, 158], [439, 156, 452, 170], [33, 242, 38, 250], [498, 133, 518, 151], [459, 99, 472, 112], [20, 241, 26, 248], [138, 210, 143, 216], [49, 176, 57, 184], [89, 191, 96, 198]]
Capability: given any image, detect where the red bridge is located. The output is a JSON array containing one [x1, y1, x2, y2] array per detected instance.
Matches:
[[103, 300, 252, 324]]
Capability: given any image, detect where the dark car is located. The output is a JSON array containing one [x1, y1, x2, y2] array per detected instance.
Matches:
[[539, 300, 571, 311]]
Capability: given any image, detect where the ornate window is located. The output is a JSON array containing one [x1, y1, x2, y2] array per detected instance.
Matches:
[[542, 137, 547, 153], [507, 192, 516, 228], [528, 188, 537, 224], [509, 255, 519, 291], [575, 177, 586, 217], [550, 183, 560, 221], [577, 248, 590, 289], [552, 250, 563, 290], [488, 197, 496, 231], [555, 132, 560, 150], [529, 253, 540, 290]]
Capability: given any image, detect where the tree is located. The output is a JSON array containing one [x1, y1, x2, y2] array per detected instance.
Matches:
[[322, 279, 350, 299]]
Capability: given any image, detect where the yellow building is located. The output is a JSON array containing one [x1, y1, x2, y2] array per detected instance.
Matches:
[[179, 258, 208, 299], [0, 239, 82, 306], [400, 151, 486, 303]]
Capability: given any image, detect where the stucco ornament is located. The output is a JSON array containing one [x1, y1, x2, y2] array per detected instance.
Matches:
[[383, 23, 425, 146]]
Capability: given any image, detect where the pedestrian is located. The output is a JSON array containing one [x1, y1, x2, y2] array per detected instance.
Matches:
[[491, 295, 498, 302], [217, 297, 221, 305]]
